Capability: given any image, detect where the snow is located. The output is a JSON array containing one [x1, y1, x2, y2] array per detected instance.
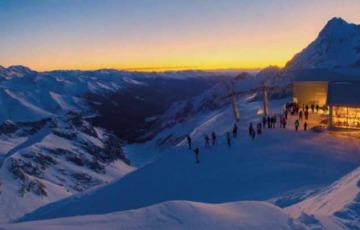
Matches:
[[18, 97, 360, 223], [286, 17, 360, 70], [2, 201, 298, 230], [0, 115, 134, 223]]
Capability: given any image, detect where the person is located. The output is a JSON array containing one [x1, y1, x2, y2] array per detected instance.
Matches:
[[262, 116, 266, 128], [267, 116, 271, 128], [316, 105, 320, 113], [294, 119, 300, 131], [284, 109, 288, 120], [311, 104, 315, 113], [211, 132, 216, 145], [193, 147, 200, 164], [304, 122, 308, 131], [274, 114, 277, 128], [305, 105, 309, 111], [304, 110, 309, 120], [249, 122, 255, 140], [271, 116, 275, 128], [257, 122, 262, 135], [232, 124, 238, 138], [187, 135, 192, 150], [204, 135, 210, 148], [283, 118, 287, 129], [299, 111, 303, 121], [226, 132, 231, 147]]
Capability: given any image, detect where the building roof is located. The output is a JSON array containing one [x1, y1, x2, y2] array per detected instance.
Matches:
[[327, 81, 360, 106], [291, 68, 360, 82]]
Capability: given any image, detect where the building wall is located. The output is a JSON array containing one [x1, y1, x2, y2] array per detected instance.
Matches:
[[293, 81, 328, 106]]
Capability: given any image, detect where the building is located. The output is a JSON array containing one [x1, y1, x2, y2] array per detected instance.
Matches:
[[292, 69, 360, 130]]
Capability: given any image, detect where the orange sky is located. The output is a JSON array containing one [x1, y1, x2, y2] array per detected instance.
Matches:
[[1, 0, 360, 71]]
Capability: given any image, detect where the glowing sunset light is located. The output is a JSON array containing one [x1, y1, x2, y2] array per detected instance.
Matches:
[[1, 0, 359, 71]]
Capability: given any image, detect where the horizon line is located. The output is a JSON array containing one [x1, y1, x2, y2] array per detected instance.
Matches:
[[1, 64, 268, 73]]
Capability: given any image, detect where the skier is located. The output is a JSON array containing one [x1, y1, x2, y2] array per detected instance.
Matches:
[[304, 122, 308, 131], [316, 105, 320, 113], [211, 132, 217, 145], [305, 105, 309, 111], [294, 119, 300, 131], [262, 116, 266, 128], [226, 132, 231, 147], [193, 147, 200, 164], [232, 124, 238, 138], [299, 111, 303, 121], [187, 135, 192, 150], [311, 104, 315, 113], [204, 135, 210, 148]]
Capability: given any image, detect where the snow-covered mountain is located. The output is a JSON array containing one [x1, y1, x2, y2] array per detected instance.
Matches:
[[0, 66, 229, 223], [0, 66, 229, 142], [287, 166, 360, 229], [0, 111, 133, 223], [286, 17, 360, 70]]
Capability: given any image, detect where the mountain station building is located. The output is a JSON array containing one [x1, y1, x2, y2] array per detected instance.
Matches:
[[292, 69, 360, 130]]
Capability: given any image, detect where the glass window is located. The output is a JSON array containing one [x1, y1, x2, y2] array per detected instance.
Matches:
[[332, 106, 360, 129]]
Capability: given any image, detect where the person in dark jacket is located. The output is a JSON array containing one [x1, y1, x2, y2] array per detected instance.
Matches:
[[257, 122, 262, 135], [262, 116, 266, 128], [299, 111, 303, 121], [304, 110, 309, 120], [232, 124, 238, 138], [226, 132, 231, 147], [211, 132, 217, 145], [304, 122, 308, 131], [193, 147, 200, 164], [249, 122, 255, 140], [187, 135, 192, 150], [204, 135, 210, 148], [316, 105, 320, 113]]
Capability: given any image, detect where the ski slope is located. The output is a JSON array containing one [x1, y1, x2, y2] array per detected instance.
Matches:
[[18, 98, 360, 223]]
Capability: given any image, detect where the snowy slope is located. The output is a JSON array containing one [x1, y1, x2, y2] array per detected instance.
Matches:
[[3, 201, 300, 230], [0, 112, 133, 223], [18, 94, 360, 222], [287, 166, 360, 229], [286, 17, 360, 70]]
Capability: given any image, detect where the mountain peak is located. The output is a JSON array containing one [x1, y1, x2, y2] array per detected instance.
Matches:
[[327, 17, 348, 26], [285, 17, 360, 70], [320, 17, 351, 34]]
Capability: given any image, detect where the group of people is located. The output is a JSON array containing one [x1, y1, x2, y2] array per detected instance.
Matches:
[[286, 102, 321, 131], [188, 101, 319, 164]]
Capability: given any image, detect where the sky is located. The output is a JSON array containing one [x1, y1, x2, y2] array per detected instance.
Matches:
[[0, 0, 360, 71]]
